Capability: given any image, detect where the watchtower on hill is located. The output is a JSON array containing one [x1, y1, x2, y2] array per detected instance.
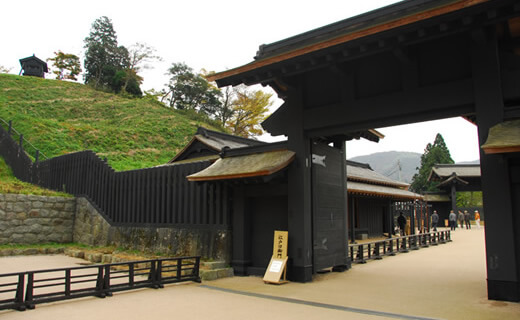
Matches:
[[19, 55, 48, 78]]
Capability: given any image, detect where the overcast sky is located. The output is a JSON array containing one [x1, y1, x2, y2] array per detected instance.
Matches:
[[1, 0, 481, 162]]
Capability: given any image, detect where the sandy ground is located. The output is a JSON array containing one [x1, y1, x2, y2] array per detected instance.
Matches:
[[0, 228, 519, 320]]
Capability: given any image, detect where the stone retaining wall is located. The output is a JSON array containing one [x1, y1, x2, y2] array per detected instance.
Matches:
[[0, 194, 231, 263], [73, 197, 230, 262], [0, 194, 75, 244]]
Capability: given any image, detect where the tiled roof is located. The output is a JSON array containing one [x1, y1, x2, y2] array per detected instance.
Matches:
[[348, 181, 422, 200]]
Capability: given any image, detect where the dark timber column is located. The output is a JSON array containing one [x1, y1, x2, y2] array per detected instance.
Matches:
[[286, 85, 313, 282], [337, 140, 351, 269], [231, 186, 250, 276], [450, 183, 457, 213], [471, 30, 520, 301]]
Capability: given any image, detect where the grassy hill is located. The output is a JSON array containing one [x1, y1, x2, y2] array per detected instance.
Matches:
[[0, 74, 223, 171]]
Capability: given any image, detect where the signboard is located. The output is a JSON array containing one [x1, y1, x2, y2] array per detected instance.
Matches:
[[263, 230, 289, 284]]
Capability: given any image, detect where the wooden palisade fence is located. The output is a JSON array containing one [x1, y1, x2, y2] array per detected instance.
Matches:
[[0, 121, 229, 227]]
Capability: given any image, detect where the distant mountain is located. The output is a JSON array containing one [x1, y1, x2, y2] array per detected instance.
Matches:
[[348, 151, 421, 183], [458, 159, 480, 164]]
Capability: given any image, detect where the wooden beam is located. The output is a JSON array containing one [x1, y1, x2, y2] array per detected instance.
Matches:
[[303, 79, 475, 132]]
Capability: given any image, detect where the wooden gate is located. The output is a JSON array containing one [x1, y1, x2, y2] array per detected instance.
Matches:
[[311, 142, 347, 272]]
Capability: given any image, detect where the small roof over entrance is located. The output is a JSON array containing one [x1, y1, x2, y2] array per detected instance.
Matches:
[[187, 146, 295, 182], [428, 163, 481, 192], [428, 164, 481, 180]]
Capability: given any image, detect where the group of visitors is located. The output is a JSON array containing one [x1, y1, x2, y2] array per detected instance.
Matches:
[[446, 209, 481, 231], [396, 209, 481, 235]]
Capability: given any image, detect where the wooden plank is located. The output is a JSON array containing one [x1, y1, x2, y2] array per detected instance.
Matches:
[[202, 180, 208, 225], [161, 167, 166, 224], [183, 166, 189, 224], [209, 184, 214, 225], [189, 173, 195, 224], [176, 166, 182, 224], [166, 166, 172, 224], [137, 170, 143, 223], [216, 183, 222, 225]]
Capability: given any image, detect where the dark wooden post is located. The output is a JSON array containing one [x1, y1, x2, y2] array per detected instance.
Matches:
[[471, 29, 520, 301], [335, 140, 350, 270], [286, 84, 313, 281], [231, 186, 250, 276], [450, 183, 457, 214], [349, 197, 356, 243]]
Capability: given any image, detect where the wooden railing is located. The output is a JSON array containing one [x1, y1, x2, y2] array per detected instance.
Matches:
[[348, 230, 451, 264], [0, 256, 201, 311]]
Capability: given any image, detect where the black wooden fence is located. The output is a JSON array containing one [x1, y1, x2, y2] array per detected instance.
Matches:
[[0, 256, 201, 311], [0, 121, 229, 227]]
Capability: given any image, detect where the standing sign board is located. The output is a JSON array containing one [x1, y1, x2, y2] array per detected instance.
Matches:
[[263, 230, 289, 284]]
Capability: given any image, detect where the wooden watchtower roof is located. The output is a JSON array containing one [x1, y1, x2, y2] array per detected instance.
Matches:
[[19, 55, 48, 78]]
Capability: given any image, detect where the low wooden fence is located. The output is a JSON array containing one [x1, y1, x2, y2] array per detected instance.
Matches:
[[349, 230, 451, 264], [0, 256, 201, 311], [0, 121, 229, 227]]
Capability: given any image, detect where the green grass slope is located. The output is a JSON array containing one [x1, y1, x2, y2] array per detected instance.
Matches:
[[0, 157, 70, 196], [0, 74, 222, 171]]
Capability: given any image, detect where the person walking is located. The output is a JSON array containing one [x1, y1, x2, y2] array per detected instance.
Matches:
[[397, 212, 407, 236], [431, 210, 439, 232], [457, 210, 464, 229], [449, 210, 457, 231], [474, 210, 481, 229], [464, 210, 471, 229]]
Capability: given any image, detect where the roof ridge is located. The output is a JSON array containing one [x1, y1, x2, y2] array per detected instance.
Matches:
[[196, 127, 266, 145]]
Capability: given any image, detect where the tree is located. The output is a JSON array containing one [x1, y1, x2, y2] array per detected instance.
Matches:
[[48, 51, 81, 80], [226, 85, 272, 137], [215, 85, 236, 127], [162, 62, 222, 115], [83, 16, 136, 94], [119, 43, 161, 94], [457, 191, 483, 207], [0, 65, 12, 73], [410, 133, 454, 192]]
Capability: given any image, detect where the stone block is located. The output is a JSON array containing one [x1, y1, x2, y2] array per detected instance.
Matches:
[[5, 194, 17, 202], [202, 261, 227, 270], [43, 202, 55, 209], [101, 254, 112, 264], [47, 247, 65, 254], [16, 212, 27, 220], [27, 195, 40, 201], [39, 209, 51, 217], [86, 252, 102, 263], [0, 249, 13, 256], [29, 209, 40, 218], [32, 201, 44, 209], [200, 270, 218, 281], [216, 268, 234, 278], [72, 250, 85, 259], [22, 248, 39, 255], [23, 233, 37, 244]]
